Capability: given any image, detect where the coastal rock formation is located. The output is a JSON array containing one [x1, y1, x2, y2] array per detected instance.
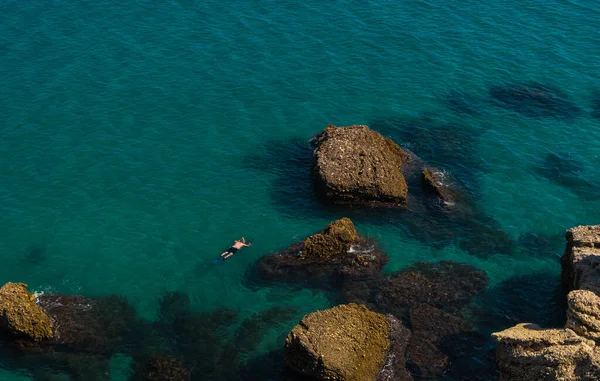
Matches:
[[493, 224, 600, 381], [489, 82, 582, 119], [255, 218, 388, 284], [561, 224, 600, 294], [492, 323, 600, 381], [284, 303, 412, 381], [311, 124, 409, 206], [0, 282, 54, 342]]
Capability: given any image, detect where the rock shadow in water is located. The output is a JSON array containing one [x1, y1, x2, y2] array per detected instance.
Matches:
[[471, 272, 567, 335], [444, 90, 483, 116], [243, 137, 342, 220], [533, 152, 600, 200], [489, 82, 582, 119]]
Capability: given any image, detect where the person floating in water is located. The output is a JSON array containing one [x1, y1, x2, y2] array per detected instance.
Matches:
[[220, 237, 252, 259]]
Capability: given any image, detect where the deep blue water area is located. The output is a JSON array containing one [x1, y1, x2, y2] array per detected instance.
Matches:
[[2, 0, 600, 379]]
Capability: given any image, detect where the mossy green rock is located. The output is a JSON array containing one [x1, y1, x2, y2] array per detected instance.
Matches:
[[284, 303, 391, 381], [312, 125, 408, 206], [0, 282, 54, 341], [303, 218, 360, 258]]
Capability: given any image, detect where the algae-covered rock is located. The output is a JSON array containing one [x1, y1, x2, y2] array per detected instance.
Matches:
[[312, 125, 409, 206], [131, 355, 190, 381], [0, 282, 54, 341], [303, 217, 359, 258], [284, 303, 402, 381], [254, 218, 387, 284]]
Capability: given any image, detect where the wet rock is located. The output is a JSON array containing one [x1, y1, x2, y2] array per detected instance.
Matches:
[[284, 303, 411, 381], [421, 167, 467, 207], [489, 82, 582, 119], [406, 304, 477, 379], [561, 224, 600, 294], [492, 323, 600, 381], [0, 282, 54, 342], [254, 218, 388, 285], [130, 354, 190, 381], [311, 124, 409, 206]]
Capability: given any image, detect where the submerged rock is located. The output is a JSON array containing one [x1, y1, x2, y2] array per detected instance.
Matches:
[[311, 124, 409, 207], [350, 261, 488, 317], [406, 304, 478, 379], [284, 303, 412, 381], [420, 166, 468, 208], [534, 153, 599, 200], [255, 218, 388, 284], [444, 90, 482, 116], [489, 82, 582, 119], [0, 282, 54, 342], [131, 355, 190, 381]]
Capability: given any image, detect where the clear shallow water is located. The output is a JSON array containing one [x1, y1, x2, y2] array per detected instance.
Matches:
[[1, 0, 600, 379]]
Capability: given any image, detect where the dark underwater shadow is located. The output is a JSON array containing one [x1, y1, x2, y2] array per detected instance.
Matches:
[[592, 91, 600, 119], [444, 90, 484, 117], [471, 272, 567, 335], [488, 81, 583, 119], [533, 152, 600, 200]]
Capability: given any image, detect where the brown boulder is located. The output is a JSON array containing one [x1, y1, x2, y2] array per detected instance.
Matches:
[[0, 282, 54, 342], [303, 217, 359, 258], [312, 125, 409, 206], [284, 303, 411, 381]]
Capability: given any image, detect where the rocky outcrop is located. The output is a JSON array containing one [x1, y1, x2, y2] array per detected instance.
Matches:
[[254, 218, 388, 284], [493, 225, 600, 381], [0, 282, 54, 342], [284, 303, 412, 381], [311, 125, 409, 206], [492, 324, 600, 381], [561, 225, 600, 294]]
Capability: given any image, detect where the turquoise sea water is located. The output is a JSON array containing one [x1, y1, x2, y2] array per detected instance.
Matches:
[[2, 0, 600, 379]]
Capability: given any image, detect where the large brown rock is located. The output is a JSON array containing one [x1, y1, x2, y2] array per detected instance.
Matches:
[[492, 323, 600, 381], [0, 282, 54, 342], [312, 125, 409, 206], [284, 303, 412, 381]]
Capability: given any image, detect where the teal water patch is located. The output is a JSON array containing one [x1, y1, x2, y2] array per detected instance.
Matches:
[[1, 0, 600, 379]]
